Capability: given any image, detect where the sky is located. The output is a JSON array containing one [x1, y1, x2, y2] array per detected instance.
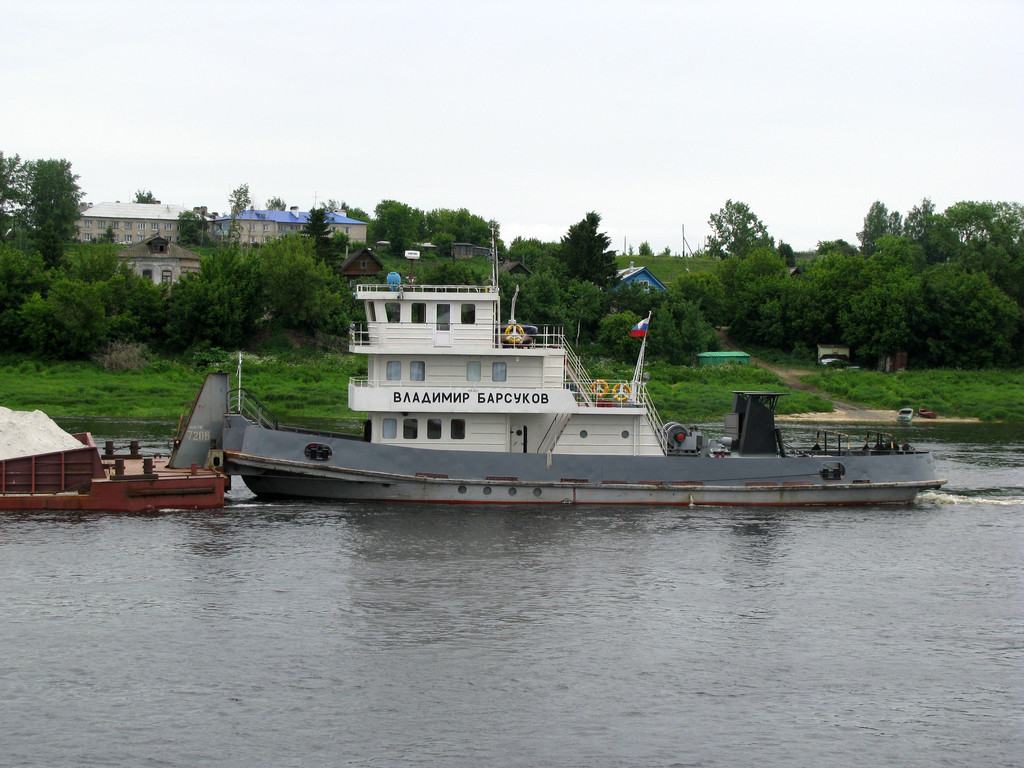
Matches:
[[4, 0, 1022, 254]]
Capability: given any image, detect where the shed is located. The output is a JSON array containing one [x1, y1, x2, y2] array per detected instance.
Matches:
[[697, 351, 750, 366]]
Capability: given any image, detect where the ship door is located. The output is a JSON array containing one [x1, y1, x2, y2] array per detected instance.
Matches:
[[511, 424, 528, 453], [434, 303, 452, 347]]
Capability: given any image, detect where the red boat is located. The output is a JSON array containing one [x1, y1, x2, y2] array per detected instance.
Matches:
[[918, 407, 938, 419], [0, 434, 225, 512]]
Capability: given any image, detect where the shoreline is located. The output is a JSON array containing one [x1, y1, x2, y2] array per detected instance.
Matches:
[[777, 408, 980, 424]]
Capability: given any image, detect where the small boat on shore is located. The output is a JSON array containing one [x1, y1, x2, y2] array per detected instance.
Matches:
[[169, 263, 946, 507], [897, 408, 915, 423], [918, 407, 938, 419]]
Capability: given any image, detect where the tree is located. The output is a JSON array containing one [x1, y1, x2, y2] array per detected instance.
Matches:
[[597, 310, 643, 362], [903, 197, 940, 263], [560, 212, 618, 289], [369, 200, 425, 256], [19, 278, 108, 359], [816, 239, 858, 257], [260, 235, 346, 332], [838, 240, 922, 359], [424, 208, 492, 258], [917, 264, 1019, 367], [932, 200, 1024, 306], [778, 241, 795, 267], [671, 271, 727, 327], [133, 189, 157, 204], [227, 182, 252, 245], [25, 158, 83, 268], [0, 152, 30, 240], [507, 236, 559, 270], [177, 210, 207, 247], [563, 278, 609, 343], [165, 247, 262, 351], [265, 196, 286, 211], [716, 247, 790, 345], [705, 200, 773, 259], [303, 206, 333, 264], [857, 201, 903, 255], [647, 293, 718, 365], [0, 244, 49, 350]]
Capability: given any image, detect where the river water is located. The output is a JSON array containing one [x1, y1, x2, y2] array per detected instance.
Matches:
[[1, 420, 1021, 767]]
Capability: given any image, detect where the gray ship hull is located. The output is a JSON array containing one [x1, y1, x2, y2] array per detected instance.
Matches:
[[172, 373, 946, 507], [220, 416, 944, 506]]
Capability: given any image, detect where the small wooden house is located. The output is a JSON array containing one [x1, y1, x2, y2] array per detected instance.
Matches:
[[499, 259, 532, 277], [339, 248, 384, 279]]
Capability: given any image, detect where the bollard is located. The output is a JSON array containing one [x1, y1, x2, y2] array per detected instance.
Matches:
[[114, 459, 125, 476], [104, 440, 115, 457], [143, 457, 154, 475], [130, 440, 140, 458]]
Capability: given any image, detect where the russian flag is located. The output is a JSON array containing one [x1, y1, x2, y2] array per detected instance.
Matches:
[[630, 316, 649, 338]]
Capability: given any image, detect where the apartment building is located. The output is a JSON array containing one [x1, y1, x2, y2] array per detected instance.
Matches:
[[212, 207, 368, 245], [76, 202, 194, 244]]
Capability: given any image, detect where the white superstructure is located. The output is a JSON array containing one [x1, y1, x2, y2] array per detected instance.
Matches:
[[348, 283, 666, 457]]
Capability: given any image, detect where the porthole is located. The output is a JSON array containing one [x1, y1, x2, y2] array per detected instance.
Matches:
[[533, 488, 542, 497], [458, 485, 467, 494], [508, 487, 517, 496], [579, 430, 588, 438], [621, 430, 630, 439], [483, 486, 492, 495]]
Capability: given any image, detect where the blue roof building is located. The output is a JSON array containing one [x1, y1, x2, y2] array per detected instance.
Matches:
[[213, 206, 367, 246], [616, 262, 667, 291]]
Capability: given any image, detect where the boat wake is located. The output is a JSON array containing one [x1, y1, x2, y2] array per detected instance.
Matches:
[[918, 490, 1024, 506]]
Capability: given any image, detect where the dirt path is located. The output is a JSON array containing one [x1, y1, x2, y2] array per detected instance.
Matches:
[[714, 329, 891, 422]]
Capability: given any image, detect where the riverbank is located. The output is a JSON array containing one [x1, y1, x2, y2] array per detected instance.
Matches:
[[776, 409, 980, 424], [0, 354, 1020, 424]]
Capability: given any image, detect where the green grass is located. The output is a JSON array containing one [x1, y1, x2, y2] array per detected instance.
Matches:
[[3, 352, 1021, 425], [802, 368, 1024, 422]]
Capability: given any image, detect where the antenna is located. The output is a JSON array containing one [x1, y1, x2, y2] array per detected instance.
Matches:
[[681, 224, 694, 257]]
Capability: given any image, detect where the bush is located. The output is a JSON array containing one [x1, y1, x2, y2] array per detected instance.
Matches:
[[93, 341, 151, 371]]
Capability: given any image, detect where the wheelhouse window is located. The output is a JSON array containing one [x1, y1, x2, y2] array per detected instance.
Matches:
[[436, 303, 451, 331], [461, 303, 476, 324], [451, 419, 466, 440], [385, 302, 401, 322], [411, 303, 426, 323], [492, 362, 507, 382], [386, 361, 401, 380], [410, 361, 425, 381], [466, 361, 481, 382], [382, 418, 397, 439], [427, 419, 442, 439], [403, 418, 418, 439]]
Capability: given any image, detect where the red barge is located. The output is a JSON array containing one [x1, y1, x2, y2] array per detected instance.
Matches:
[[0, 433, 225, 512]]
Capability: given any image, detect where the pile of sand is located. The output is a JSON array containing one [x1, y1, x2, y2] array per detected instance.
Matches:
[[0, 407, 84, 460]]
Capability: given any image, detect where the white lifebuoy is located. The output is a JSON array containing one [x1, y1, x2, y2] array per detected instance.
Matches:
[[612, 382, 631, 401], [504, 323, 525, 344]]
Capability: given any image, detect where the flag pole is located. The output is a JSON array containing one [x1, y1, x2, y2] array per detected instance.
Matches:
[[631, 312, 652, 390]]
